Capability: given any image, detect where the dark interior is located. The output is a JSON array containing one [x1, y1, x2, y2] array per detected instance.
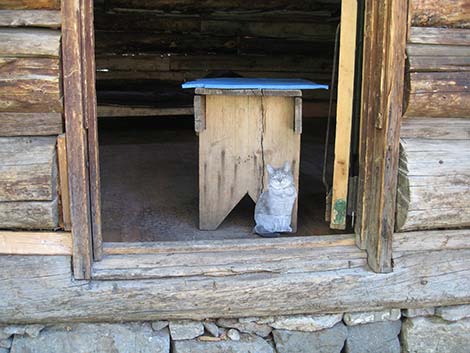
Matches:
[[93, 0, 347, 242]]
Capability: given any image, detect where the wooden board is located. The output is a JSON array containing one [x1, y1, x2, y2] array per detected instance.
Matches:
[[0, 0, 60, 10], [57, 135, 71, 231], [396, 138, 470, 231], [0, 231, 71, 255], [0, 57, 61, 113], [2, 247, 470, 322], [0, 28, 61, 57], [410, 0, 470, 28], [330, 0, 357, 230], [0, 10, 61, 28], [401, 118, 470, 140], [199, 95, 300, 230], [0, 136, 57, 202], [408, 56, 470, 72], [0, 112, 62, 136], [0, 198, 58, 229], [409, 27, 470, 46], [98, 105, 194, 117], [393, 229, 470, 252]]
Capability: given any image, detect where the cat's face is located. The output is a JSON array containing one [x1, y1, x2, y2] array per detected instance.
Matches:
[[267, 162, 294, 190]]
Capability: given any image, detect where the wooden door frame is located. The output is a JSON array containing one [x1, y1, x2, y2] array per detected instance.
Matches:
[[62, 0, 408, 279]]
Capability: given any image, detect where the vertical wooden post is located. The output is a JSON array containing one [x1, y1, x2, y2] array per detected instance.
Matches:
[[62, 0, 93, 279], [330, 0, 358, 230], [355, 0, 408, 272]]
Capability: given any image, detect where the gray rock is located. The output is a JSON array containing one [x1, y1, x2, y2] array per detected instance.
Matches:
[[0, 348, 9, 353], [10, 323, 169, 353], [402, 307, 435, 318], [3, 326, 25, 337], [169, 320, 204, 340], [217, 318, 272, 337], [273, 322, 347, 353], [435, 304, 470, 322], [345, 320, 401, 353], [172, 334, 275, 353], [401, 317, 470, 353], [270, 314, 343, 332], [24, 325, 45, 338], [0, 337, 12, 349], [239, 317, 274, 325], [343, 309, 401, 326], [203, 321, 219, 337], [0, 328, 11, 340], [227, 329, 240, 341], [151, 321, 169, 331]]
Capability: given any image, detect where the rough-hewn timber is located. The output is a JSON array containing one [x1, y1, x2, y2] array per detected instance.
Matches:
[[0, 0, 60, 10], [396, 137, 470, 232], [410, 0, 470, 28], [0, 199, 58, 229], [1, 247, 470, 323], [0, 112, 62, 136], [400, 117, 470, 140], [0, 231, 71, 255], [0, 28, 61, 57], [0, 10, 61, 28]]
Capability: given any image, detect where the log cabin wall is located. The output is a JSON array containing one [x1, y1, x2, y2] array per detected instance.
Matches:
[[397, 0, 470, 232], [93, 0, 341, 117], [0, 2, 63, 230]]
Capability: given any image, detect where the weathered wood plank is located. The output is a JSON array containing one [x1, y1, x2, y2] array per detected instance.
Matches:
[[0, 231, 71, 255], [195, 88, 302, 97], [393, 229, 470, 252], [0, 199, 58, 229], [410, 0, 470, 28], [407, 44, 470, 57], [0, 10, 61, 28], [401, 118, 470, 140], [0, 29, 60, 57], [0, 0, 60, 10], [62, 0, 93, 279], [2, 248, 470, 323], [330, 0, 357, 230], [57, 135, 71, 231], [93, 245, 367, 280], [396, 138, 470, 231], [408, 56, 470, 72], [103, 234, 357, 255], [0, 57, 61, 113], [409, 27, 470, 46], [0, 112, 62, 136], [0, 137, 57, 202], [98, 105, 194, 117], [404, 72, 470, 118]]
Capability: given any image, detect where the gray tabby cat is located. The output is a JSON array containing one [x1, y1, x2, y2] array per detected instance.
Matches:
[[254, 161, 297, 237]]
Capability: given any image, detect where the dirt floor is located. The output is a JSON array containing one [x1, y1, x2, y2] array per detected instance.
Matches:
[[99, 117, 347, 242]]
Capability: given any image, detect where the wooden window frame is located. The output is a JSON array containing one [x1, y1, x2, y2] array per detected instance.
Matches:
[[62, 0, 408, 280]]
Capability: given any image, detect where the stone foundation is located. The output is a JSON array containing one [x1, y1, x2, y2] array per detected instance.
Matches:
[[2, 305, 470, 353]]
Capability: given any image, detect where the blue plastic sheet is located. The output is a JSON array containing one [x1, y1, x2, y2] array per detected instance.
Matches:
[[182, 78, 328, 90]]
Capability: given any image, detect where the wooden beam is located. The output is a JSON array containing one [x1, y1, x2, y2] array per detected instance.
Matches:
[[57, 135, 71, 231], [0, 231, 71, 255], [62, 0, 93, 279], [355, 0, 408, 272], [330, 0, 357, 229], [393, 229, 470, 252], [409, 27, 470, 46], [2, 248, 470, 323], [401, 117, 470, 140], [410, 0, 470, 28], [0, 10, 61, 28], [0, 112, 63, 136], [97, 106, 194, 118], [0, 0, 60, 10], [0, 28, 61, 57], [0, 199, 58, 229]]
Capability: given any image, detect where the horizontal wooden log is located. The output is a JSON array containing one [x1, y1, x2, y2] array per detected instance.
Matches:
[[404, 72, 470, 117], [0, 57, 62, 112], [0, 28, 61, 57], [401, 117, 470, 139], [0, 112, 63, 136], [2, 247, 470, 323], [396, 137, 470, 231], [407, 43, 470, 57], [0, 231, 71, 255], [408, 56, 470, 72], [0, 0, 59, 10], [107, 0, 340, 13], [409, 27, 470, 46], [410, 0, 470, 28], [98, 105, 194, 117], [0, 10, 61, 28], [0, 198, 58, 229], [393, 229, 470, 252], [0, 137, 58, 202]]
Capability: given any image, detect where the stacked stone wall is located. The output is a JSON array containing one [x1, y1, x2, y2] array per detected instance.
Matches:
[[2, 305, 470, 352]]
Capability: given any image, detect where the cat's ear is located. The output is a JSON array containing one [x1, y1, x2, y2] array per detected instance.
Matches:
[[283, 161, 291, 172], [267, 164, 274, 174]]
